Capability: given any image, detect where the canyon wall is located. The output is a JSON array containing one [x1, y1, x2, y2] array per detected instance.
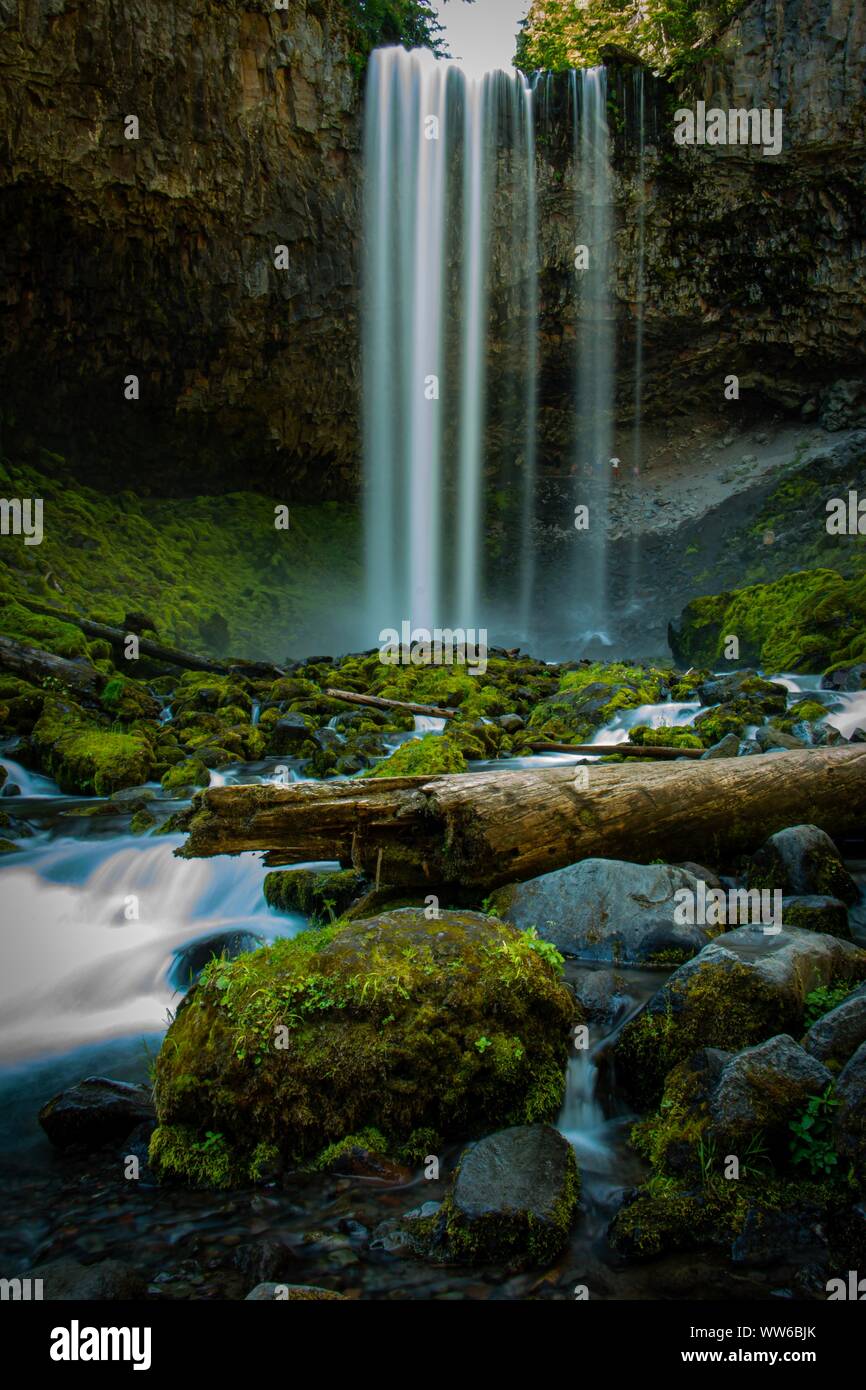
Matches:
[[1, 0, 864, 499]]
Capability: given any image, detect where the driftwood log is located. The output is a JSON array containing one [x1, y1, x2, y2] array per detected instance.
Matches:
[[526, 741, 704, 760], [0, 634, 106, 701], [176, 745, 866, 891], [11, 599, 282, 678], [324, 687, 455, 719]]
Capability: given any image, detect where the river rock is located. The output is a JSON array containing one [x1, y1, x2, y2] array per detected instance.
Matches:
[[245, 1283, 347, 1301], [833, 1040, 866, 1169], [708, 1035, 832, 1151], [696, 671, 787, 713], [29, 1257, 146, 1300], [39, 1076, 154, 1150], [748, 824, 859, 904], [440, 1124, 579, 1269], [150, 909, 575, 1185], [821, 663, 866, 693], [700, 733, 741, 759], [780, 895, 851, 938], [491, 858, 714, 965], [614, 926, 866, 1103], [755, 725, 805, 751], [731, 1204, 828, 1268], [169, 930, 264, 989], [266, 713, 315, 755], [804, 984, 866, 1066]]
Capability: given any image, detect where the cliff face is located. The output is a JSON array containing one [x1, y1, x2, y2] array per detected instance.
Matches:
[[0, 0, 362, 497], [1, 0, 863, 502]]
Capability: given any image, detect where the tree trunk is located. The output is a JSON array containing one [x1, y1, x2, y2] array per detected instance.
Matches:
[[0, 635, 106, 702], [324, 688, 455, 719], [12, 599, 281, 677], [175, 746, 866, 892], [526, 741, 704, 760]]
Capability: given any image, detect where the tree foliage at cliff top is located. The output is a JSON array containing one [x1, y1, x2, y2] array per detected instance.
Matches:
[[341, 1, 474, 59], [515, 0, 745, 78]]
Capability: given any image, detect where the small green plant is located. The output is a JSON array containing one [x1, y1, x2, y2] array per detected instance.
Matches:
[[789, 1086, 839, 1176], [475, 1035, 492, 1054], [524, 926, 565, 976], [803, 981, 855, 1029]]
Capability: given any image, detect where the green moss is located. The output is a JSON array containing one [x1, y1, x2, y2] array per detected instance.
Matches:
[[311, 1127, 391, 1172], [150, 910, 576, 1186], [441, 1141, 580, 1268], [32, 698, 154, 795], [0, 599, 89, 658], [161, 758, 210, 792], [628, 724, 703, 750], [363, 734, 467, 778], [263, 868, 366, 923]]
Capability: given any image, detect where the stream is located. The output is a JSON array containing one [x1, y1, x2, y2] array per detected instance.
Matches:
[[1, 675, 865, 1298]]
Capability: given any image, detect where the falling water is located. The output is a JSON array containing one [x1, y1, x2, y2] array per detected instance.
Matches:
[[518, 80, 539, 638], [629, 67, 647, 608], [363, 47, 538, 640], [571, 68, 615, 643]]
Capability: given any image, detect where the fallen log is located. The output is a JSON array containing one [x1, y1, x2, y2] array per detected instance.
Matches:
[[175, 745, 866, 892], [527, 741, 704, 760], [11, 598, 281, 677], [325, 687, 455, 719], [0, 634, 106, 702]]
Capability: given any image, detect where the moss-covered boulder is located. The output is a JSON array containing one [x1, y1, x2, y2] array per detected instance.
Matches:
[[669, 570, 866, 673], [781, 896, 851, 939], [32, 699, 154, 795], [363, 734, 466, 778], [614, 926, 866, 1106], [263, 868, 366, 923], [438, 1124, 579, 1269], [150, 908, 576, 1187], [100, 676, 160, 722], [628, 724, 703, 751], [161, 758, 210, 793], [748, 825, 858, 904]]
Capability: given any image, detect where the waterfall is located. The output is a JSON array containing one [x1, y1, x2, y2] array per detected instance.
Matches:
[[571, 68, 615, 644], [363, 47, 538, 642], [629, 67, 647, 609]]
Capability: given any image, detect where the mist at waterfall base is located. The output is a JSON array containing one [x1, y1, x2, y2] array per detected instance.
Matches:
[[362, 47, 651, 662]]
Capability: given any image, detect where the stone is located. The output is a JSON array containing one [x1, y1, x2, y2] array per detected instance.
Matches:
[[29, 1258, 146, 1300], [708, 1034, 832, 1150], [245, 1283, 347, 1301], [833, 1040, 866, 1169], [731, 1205, 827, 1268], [39, 1076, 154, 1150], [700, 733, 741, 759], [755, 725, 804, 751], [780, 895, 850, 939], [441, 1124, 579, 1269], [804, 983, 866, 1066], [491, 858, 714, 965], [748, 824, 858, 903], [266, 713, 315, 755]]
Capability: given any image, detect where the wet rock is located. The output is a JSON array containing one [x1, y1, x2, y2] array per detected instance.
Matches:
[[780, 895, 850, 939], [833, 1040, 866, 1168], [822, 663, 866, 693], [614, 926, 866, 1104], [169, 930, 264, 989], [804, 983, 866, 1066], [30, 1257, 146, 1300], [608, 1189, 714, 1261], [266, 713, 316, 755], [245, 1283, 347, 1301], [731, 1205, 828, 1268], [748, 825, 858, 903], [570, 968, 632, 1026], [263, 867, 365, 921], [755, 726, 804, 751], [491, 858, 714, 965], [497, 713, 524, 733], [700, 733, 741, 758], [440, 1124, 579, 1270], [696, 671, 787, 713], [233, 1240, 297, 1285], [675, 863, 724, 890], [39, 1076, 154, 1150], [708, 1035, 832, 1152]]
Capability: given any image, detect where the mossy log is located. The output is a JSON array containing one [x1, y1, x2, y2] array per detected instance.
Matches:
[[324, 687, 456, 719], [176, 746, 866, 891], [0, 634, 106, 701], [527, 741, 704, 759], [11, 599, 280, 677]]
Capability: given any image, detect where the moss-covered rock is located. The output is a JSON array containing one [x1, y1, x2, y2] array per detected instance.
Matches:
[[150, 908, 576, 1187], [628, 724, 703, 750], [263, 868, 366, 923], [161, 758, 210, 793], [363, 734, 467, 778], [748, 825, 858, 904], [32, 698, 154, 795], [100, 676, 160, 722], [614, 926, 866, 1107]]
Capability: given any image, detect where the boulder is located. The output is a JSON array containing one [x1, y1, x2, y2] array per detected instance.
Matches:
[[822, 663, 866, 693], [700, 733, 741, 759], [263, 868, 366, 922], [29, 1258, 146, 1300], [696, 671, 787, 714], [149, 909, 575, 1186], [491, 858, 714, 965], [781, 895, 850, 939], [439, 1124, 579, 1269], [266, 713, 315, 755], [748, 824, 858, 904], [731, 1204, 827, 1268], [755, 726, 805, 752], [804, 984, 866, 1067], [834, 1040, 866, 1169], [708, 1035, 832, 1152], [39, 1077, 154, 1150], [614, 926, 866, 1104]]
